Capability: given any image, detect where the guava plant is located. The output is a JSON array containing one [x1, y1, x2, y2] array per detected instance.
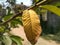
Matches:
[[0, 0, 60, 45]]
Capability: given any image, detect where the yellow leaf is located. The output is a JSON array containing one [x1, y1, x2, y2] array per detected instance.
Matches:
[[22, 9, 42, 45]]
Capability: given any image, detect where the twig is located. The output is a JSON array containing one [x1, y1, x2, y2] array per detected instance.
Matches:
[[0, 0, 46, 25]]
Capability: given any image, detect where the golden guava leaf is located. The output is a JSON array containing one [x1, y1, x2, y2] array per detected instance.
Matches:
[[22, 9, 42, 45]]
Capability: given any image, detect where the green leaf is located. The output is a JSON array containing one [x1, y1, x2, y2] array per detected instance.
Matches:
[[10, 19, 22, 28], [33, 0, 39, 3], [11, 35, 24, 45], [53, 2, 60, 6], [3, 14, 13, 21], [35, 0, 39, 2], [40, 5, 60, 16], [0, 26, 5, 33], [2, 33, 12, 45], [12, 19, 22, 25], [33, 7, 40, 15]]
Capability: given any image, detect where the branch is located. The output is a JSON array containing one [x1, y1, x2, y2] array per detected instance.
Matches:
[[0, 12, 22, 25], [0, 0, 46, 25], [28, 0, 46, 9]]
